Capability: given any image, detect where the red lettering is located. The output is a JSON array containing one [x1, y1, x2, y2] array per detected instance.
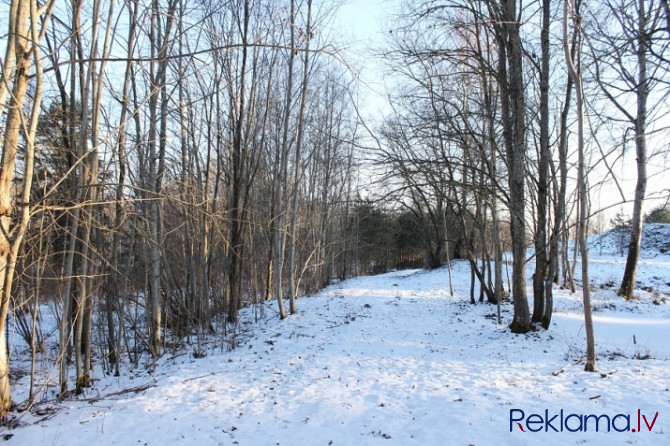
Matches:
[[642, 412, 659, 431]]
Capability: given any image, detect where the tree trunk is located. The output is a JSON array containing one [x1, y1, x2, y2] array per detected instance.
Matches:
[[441, 203, 454, 296], [533, 0, 552, 328], [564, 0, 596, 372], [556, 51, 574, 292], [619, 0, 649, 300], [226, 0, 251, 324], [146, 0, 177, 354], [492, 0, 530, 333], [273, 0, 296, 320], [0, 0, 53, 413], [287, 0, 313, 313], [105, 0, 137, 374]]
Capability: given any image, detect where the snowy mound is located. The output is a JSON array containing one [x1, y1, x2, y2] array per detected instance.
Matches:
[[589, 223, 670, 259]]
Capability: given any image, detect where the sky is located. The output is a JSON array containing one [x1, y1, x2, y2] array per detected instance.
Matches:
[[330, 0, 670, 221], [330, 0, 396, 120]]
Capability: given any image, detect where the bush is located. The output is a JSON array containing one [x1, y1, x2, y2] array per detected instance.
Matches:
[[644, 204, 670, 224]]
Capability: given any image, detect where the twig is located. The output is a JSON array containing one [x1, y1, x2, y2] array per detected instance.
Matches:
[[552, 358, 583, 376], [182, 372, 218, 383], [83, 380, 156, 403]]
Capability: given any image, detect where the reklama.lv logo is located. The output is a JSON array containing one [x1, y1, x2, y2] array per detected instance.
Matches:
[[510, 409, 659, 433]]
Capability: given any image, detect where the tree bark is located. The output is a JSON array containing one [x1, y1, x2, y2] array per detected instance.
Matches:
[[533, 0, 552, 328], [491, 0, 530, 333], [226, 0, 251, 324], [145, 0, 177, 354], [274, 0, 296, 320], [619, 0, 649, 299], [564, 0, 596, 372], [0, 0, 53, 413], [287, 0, 313, 313]]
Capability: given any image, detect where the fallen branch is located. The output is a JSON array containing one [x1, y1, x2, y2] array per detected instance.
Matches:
[[552, 358, 583, 376], [182, 372, 218, 383], [84, 380, 157, 403]]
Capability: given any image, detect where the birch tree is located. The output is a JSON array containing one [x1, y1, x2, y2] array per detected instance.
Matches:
[[564, 0, 596, 372], [0, 0, 55, 414]]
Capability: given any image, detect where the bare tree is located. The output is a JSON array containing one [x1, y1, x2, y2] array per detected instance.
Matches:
[[532, 0, 553, 329], [286, 0, 314, 313], [273, 0, 296, 320], [146, 0, 177, 354], [380, 0, 508, 305], [102, 0, 141, 376], [0, 0, 55, 414], [564, 0, 596, 372], [487, 0, 531, 333], [588, 0, 668, 299]]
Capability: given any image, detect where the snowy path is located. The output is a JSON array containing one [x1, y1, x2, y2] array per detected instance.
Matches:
[[8, 265, 670, 445]]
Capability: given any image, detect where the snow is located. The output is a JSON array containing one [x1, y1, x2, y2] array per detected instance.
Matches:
[[5, 225, 670, 445]]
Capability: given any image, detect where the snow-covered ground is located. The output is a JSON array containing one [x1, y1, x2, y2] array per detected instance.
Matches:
[[5, 225, 670, 445]]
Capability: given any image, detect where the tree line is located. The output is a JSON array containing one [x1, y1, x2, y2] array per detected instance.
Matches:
[[377, 0, 669, 372], [0, 0, 389, 414]]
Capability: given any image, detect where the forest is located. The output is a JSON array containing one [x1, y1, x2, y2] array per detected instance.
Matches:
[[0, 0, 669, 421]]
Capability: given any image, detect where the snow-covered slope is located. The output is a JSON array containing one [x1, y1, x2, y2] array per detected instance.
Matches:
[[588, 223, 670, 259], [583, 223, 670, 297], [5, 228, 670, 445]]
